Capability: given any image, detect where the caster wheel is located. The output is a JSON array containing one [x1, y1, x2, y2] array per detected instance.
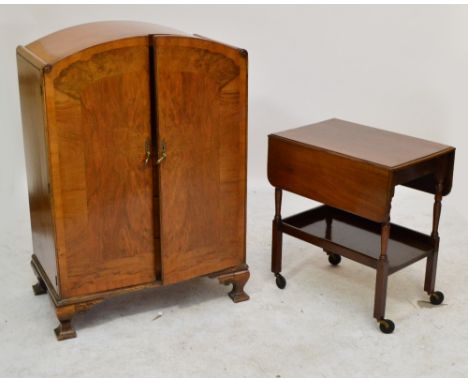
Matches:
[[430, 291, 444, 305], [275, 273, 286, 289], [379, 319, 395, 334], [328, 253, 341, 266]]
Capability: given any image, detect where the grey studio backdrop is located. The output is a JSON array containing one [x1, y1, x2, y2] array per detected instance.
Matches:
[[1, 5, 468, 377], [2, 5, 468, 238]]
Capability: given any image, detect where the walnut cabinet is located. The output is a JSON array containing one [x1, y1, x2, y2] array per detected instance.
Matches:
[[17, 21, 249, 340]]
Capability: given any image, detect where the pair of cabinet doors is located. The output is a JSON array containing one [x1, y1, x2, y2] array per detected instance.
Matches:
[[19, 30, 247, 299]]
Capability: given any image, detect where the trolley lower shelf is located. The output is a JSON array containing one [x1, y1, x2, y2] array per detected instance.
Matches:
[[281, 205, 434, 275]]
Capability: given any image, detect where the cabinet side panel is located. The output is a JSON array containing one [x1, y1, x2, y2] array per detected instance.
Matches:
[[17, 54, 59, 294], [155, 36, 247, 285], [268, 137, 391, 222]]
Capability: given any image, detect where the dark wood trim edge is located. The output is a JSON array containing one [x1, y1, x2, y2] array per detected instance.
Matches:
[[31, 254, 60, 304]]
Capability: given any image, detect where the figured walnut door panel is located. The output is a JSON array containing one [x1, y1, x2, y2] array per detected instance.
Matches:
[[45, 40, 156, 297], [153, 36, 247, 285]]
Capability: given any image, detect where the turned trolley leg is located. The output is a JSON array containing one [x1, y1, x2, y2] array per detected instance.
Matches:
[[272, 188, 286, 289], [424, 182, 445, 305], [374, 220, 394, 333]]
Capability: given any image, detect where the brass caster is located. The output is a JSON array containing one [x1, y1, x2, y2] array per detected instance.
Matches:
[[378, 319, 395, 334], [328, 253, 341, 266], [275, 273, 286, 289], [430, 291, 444, 305]]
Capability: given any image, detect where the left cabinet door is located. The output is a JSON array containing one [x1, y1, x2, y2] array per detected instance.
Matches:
[[44, 40, 157, 298]]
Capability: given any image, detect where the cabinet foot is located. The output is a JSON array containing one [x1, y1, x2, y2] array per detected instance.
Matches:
[[54, 300, 102, 341], [32, 277, 47, 295], [54, 320, 76, 341], [55, 305, 77, 341], [218, 269, 250, 303]]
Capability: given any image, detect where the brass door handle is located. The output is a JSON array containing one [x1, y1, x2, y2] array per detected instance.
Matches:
[[144, 139, 151, 166], [156, 141, 166, 165]]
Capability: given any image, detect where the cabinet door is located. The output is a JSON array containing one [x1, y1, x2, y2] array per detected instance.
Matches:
[[154, 36, 247, 285], [45, 40, 156, 297]]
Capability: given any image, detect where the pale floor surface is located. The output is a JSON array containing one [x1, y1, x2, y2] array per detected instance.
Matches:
[[1, 188, 467, 377]]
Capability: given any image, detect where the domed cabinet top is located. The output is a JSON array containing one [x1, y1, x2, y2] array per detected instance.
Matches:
[[17, 20, 188, 70]]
